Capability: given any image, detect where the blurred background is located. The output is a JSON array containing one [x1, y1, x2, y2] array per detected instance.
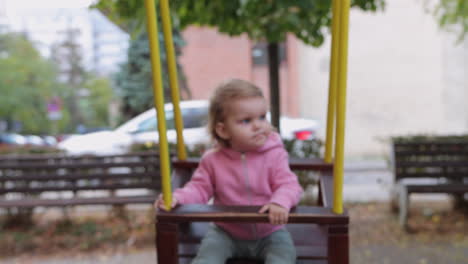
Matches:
[[0, 0, 466, 159], [1, 0, 468, 263]]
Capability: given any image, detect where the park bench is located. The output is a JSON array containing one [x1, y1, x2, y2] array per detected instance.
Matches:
[[156, 157, 349, 264], [0, 152, 163, 209], [391, 139, 468, 228]]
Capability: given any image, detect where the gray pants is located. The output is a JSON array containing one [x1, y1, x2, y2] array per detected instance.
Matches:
[[192, 225, 296, 264]]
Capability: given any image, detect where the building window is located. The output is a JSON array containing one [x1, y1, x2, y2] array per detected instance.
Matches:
[[251, 42, 287, 66]]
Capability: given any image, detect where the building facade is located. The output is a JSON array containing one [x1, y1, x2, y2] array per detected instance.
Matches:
[[0, 0, 128, 76], [179, 26, 301, 118], [297, 0, 468, 157]]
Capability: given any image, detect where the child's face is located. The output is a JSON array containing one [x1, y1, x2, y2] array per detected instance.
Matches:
[[216, 97, 271, 152]]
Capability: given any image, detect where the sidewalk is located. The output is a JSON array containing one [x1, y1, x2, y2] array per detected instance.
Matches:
[[2, 249, 156, 264], [343, 159, 393, 202], [342, 159, 450, 203]]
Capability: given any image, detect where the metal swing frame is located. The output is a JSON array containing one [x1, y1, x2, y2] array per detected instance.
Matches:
[[144, 0, 351, 263]]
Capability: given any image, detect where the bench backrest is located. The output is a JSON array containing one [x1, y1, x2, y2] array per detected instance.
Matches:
[[392, 141, 468, 182], [0, 152, 163, 195]]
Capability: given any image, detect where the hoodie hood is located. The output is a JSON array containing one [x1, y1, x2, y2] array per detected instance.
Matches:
[[218, 132, 283, 159]]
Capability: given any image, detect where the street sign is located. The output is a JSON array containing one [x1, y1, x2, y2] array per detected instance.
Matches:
[[47, 96, 62, 120]]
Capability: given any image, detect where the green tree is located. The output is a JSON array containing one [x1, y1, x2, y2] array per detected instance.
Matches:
[[94, 0, 385, 130], [114, 31, 189, 119], [50, 28, 115, 132], [114, 32, 154, 118], [0, 33, 67, 134], [92, 1, 190, 119], [172, 0, 385, 130], [434, 0, 468, 41], [82, 76, 114, 128], [50, 28, 87, 132]]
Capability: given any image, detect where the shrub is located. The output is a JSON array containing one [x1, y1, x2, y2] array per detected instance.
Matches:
[[129, 138, 323, 159], [0, 145, 63, 155]]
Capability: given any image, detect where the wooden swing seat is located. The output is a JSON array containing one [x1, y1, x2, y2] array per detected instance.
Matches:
[[155, 158, 349, 264]]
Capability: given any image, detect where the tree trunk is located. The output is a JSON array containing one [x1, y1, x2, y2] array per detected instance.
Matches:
[[267, 42, 280, 133]]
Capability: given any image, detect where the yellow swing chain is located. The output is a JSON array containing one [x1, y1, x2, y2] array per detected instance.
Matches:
[[332, 0, 351, 215], [144, 0, 172, 210]]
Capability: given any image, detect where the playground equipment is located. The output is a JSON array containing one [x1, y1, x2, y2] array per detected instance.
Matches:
[[144, 0, 351, 263]]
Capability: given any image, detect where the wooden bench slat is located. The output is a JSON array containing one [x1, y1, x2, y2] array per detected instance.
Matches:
[[396, 160, 468, 168], [0, 195, 156, 208], [0, 160, 159, 170], [0, 182, 160, 194], [406, 184, 468, 193], [394, 151, 468, 156], [396, 172, 468, 179], [394, 141, 468, 146], [0, 171, 159, 182], [0, 151, 161, 162]]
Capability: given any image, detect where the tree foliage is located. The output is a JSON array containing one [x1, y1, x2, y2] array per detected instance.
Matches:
[[169, 1, 386, 127], [82, 77, 114, 129], [172, 0, 385, 47], [0, 32, 114, 134], [92, 0, 146, 35], [50, 28, 87, 131], [434, 0, 468, 41], [0, 33, 66, 134], [94, 0, 385, 129], [50, 28, 114, 132], [113, 30, 189, 119], [114, 32, 156, 118], [92, 0, 189, 119], [95, 0, 385, 47]]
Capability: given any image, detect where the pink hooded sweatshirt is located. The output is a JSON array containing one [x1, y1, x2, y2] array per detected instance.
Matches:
[[174, 132, 303, 240]]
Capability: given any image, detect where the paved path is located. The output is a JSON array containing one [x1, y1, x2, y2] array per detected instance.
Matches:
[[342, 159, 393, 202], [2, 249, 156, 264], [351, 243, 468, 264], [5, 242, 468, 264]]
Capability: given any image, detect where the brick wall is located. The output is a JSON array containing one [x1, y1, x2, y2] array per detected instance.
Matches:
[[179, 26, 300, 117]]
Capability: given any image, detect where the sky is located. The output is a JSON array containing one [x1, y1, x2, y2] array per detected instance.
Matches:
[[6, 0, 96, 9]]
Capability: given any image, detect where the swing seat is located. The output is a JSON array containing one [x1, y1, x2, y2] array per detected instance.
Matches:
[[155, 158, 349, 264]]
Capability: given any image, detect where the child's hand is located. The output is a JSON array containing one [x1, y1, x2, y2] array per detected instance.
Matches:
[[153, 194, 178, 211], [259, 203, 289, 225]]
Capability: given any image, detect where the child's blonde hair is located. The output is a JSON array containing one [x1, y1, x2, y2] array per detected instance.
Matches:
[[208, 79, 265, 147]]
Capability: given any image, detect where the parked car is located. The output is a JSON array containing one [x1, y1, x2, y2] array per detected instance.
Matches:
[[42, 135, 58, 146], [58, 100, 319, 155], [0, 133, 27, 147], [24, 135, 46, 146]]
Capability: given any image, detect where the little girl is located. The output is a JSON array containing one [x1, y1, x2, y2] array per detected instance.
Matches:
[[155, 79, 303, 264]]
